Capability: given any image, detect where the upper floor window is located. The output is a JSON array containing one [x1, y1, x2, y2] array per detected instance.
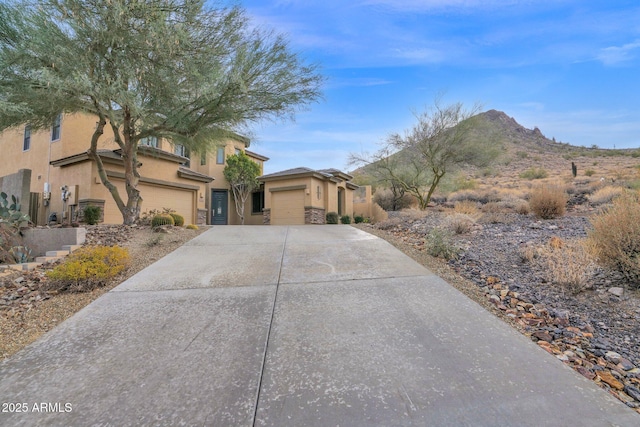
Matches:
[[174, 144, 190, 167], [200, 153, 207, 166], [23, 125, 31, 151], [235, 148, 241, 155], [140, 136, 158, 148], [51, 114, 61, 141], [216, 147, 225, 164]]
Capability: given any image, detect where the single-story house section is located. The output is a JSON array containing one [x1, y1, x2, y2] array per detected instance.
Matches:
[[259, 167, 358, 225]]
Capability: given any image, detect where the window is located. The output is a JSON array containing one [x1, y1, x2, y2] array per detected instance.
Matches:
[[23, 125, 31, 151], [252, 191, 265, 214], [235, 148, 241, 155], [200, 153, 207, 166], [51, 114, 61, 141], [216, 147, 225, 164], [140, 136, 158, 148], [174, 144, 190, 167]]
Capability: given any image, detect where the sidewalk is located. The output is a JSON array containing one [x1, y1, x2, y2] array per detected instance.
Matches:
[[0, 226, 637, 426]]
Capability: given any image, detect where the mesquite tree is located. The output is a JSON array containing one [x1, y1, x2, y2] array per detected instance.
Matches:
[[351, 100, 498, 209], [223, 152, 261, 225], [0, 0, 323, 224]]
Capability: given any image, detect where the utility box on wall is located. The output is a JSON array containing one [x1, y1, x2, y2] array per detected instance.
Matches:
[[67, 185, 79, 206]]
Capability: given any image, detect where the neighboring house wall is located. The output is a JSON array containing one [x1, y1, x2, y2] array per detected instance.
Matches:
[[353, 185, 388, 223]]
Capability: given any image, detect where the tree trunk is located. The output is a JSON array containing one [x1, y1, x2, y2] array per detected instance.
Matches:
[[119, 108, 142, 225], [87, 115, 129, 224]]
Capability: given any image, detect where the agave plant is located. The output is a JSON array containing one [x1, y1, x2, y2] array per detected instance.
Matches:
[[9, 245, 33, 264]]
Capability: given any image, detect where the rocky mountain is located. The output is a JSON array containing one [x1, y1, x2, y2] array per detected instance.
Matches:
[[473, 109, 566, 154], [352, 109, 637, 180]]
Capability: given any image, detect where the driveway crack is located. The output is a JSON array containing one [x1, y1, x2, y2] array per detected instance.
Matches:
[[252, 226, 289, 426]]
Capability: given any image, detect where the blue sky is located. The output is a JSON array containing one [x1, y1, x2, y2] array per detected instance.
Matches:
[[238, 0, 640, 174]]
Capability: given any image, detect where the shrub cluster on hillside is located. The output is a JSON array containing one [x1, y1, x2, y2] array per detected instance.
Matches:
[[529, 185, 567, 219], [588, 191, 640, 288]]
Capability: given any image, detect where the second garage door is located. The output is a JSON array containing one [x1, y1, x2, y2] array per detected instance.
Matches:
[[271, 189, 305, 225]]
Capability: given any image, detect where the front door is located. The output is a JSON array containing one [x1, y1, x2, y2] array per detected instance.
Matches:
[[211, 190, 228, 225]]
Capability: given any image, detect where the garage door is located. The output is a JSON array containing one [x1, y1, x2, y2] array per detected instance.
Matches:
[[103, 181, 195, 224], [271, 190, 305, 225]]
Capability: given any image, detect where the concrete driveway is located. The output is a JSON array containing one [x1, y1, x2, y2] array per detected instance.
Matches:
[[0, 225, 638, 426]]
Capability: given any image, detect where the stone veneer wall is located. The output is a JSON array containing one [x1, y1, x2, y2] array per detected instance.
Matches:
[[76, 199, 105, 223], [262, 208, 271, 225], [197, 209, 207, 226], [305, 207, 325, 224]]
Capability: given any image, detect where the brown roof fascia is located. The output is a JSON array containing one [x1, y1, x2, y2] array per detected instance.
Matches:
[[244, 149, 269, 161], [50, 151, 121, 167], [178, 167, 215, 183], [259, 170, 330, 182], [105, 170, 200, 191], [346, 181, 359, 190]]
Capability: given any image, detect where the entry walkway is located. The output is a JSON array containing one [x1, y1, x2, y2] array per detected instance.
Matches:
[[0, 226, 637, 426]]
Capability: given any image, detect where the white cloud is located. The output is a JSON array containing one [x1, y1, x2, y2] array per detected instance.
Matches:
[[358, 0, 539, 12], [326, 77, 394, 89], [596, 40, 640, 66]]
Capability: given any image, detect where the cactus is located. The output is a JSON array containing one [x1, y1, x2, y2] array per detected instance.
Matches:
[[169, 213, 184, 226], [571, 162, 577, 178], [0, 192, 30, 229], [151, 214, 175, 227]]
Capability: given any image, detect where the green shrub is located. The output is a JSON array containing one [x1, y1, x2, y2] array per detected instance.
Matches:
[[354, 215, 365, 224], [83, 205, 101, 225], [529, 185, 567, 219], [519, 167, 548, 180], [326, 212, 339, 224], [46, 246, 130, 292], [186, 224, 199, 230], [425, 228, 459, 260], [584, 169, 596, 177], [169, 213, 184, 226], [151, 214, 175, 227], [588, 191, 640, 287], [340, 215, 351, 224]]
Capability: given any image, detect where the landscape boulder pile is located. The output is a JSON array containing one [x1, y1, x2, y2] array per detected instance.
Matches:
[[483, 276, 640, 411]]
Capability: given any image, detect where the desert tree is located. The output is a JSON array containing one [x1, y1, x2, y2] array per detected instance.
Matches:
[[0, 0, 323, 224], [223, 152, 261, 225], [350, 100, 497, 209]]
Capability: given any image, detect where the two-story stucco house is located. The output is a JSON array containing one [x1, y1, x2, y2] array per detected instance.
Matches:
[[0, 113, 367, 226], [0, 113, 268, 226]]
